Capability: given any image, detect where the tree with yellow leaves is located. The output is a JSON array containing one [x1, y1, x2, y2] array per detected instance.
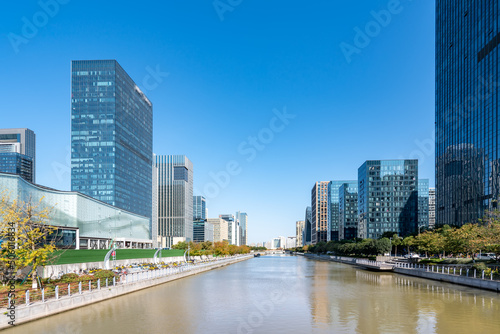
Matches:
[[0, 193, 58, 288]]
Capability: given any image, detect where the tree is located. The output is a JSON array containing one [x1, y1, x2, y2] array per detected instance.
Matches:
[[0, 194, 58, 288], [402, 236, 416, 254], [449, 223, 487, 262], [374, 238, 391, 255], [392, 234, 402, 257], [415, 231, 445, 257], [171, 241, 188, 250]]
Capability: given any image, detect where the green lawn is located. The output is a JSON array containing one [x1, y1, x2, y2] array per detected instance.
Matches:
[[49, 249, 185, 265]]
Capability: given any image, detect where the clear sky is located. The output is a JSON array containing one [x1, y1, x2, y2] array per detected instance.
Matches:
[[0, 0, 435, 244]]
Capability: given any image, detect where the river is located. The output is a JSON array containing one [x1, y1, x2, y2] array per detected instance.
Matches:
[[5, 255, 500, 334]]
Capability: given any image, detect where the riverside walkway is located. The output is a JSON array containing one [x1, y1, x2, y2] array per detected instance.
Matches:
[[1, 254, 253, 329]]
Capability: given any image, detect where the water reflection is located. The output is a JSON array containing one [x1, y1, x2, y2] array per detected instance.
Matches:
[[4, 255, 500, 334]]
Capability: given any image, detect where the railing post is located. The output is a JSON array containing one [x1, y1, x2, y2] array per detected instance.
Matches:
[[447, 267, 450, 275], [42, 288, 45, 303], [98, 279, 101, 290], [474, 269, 476, 278], [482, 270, 485, 280], [466, 268, 469, 277], [453, 268, 456, 275], [491, 272, 493, 280], [89, 281, 92, 292], [79, 282, 82, 294], [460, 268, 462, 276], [55, 286, 59, 300], [113, 276, 116, 286], [106, 278, 108, 287], [26, 290, 29, 306], [68, 284, 71, 297]]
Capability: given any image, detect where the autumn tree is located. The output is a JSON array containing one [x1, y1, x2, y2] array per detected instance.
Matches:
[[0, 194, 58, 288], [449, 223, 487, 262]]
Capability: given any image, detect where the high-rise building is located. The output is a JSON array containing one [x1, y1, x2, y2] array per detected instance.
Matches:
[[193, 196, 206, 220], [71, 60, 153, 219], [304, 206, 312, 245], [328, 180, 357, 241], [418, 179, 430, 230], [154, 155, 193, 248], [339, 182, 358, 240], [358, 160, 419, 239], [429, 187, 436, 228], [208, 217, 228, 242], [0, 128, 36, 183], [220, 214, 236, 245], [235, 211, 248, 245], [193, 220, 214, 243], [296, 220, 305, 246], [436, 1, 500, 226], [311, 181, 329, 244]]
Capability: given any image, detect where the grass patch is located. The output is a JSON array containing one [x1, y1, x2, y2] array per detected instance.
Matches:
[[49, 249, 185, 265]]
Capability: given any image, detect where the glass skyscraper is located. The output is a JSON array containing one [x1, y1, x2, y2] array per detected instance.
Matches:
[[193, 196, 207, 220], [436, 1, 500, 226], [154, 155, 194, 248], [71, 60, 153, 219], [339, 182, 358, 241], [327, 180, 357, 241], [358, 160, 419, 239], [311, 181, 329, 244], [418, 179, 430, 230], [235, 211, 248, 245], [0, 128, 36, 183], [304, 206, 312, 245]]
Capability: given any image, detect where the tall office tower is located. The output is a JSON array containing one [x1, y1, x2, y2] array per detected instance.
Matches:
[[154, 155, 194, 248], [193, 196, 206, 220], [296, 220, 305, 246], [311, 181, 329, 244], [327, 180, 357, 241], [418, 179, 430, 230], [358, 160, 419, 239], [338, 182, 358, 240], [0, 128, 36, 182], [304, 206, 312, 245], [235, 211, 248, 245], [436, 1, 500, 226], [71, 60, 153, 219], [193, 220, 214, 242], [429, 187, 436, 228], [220, 214, 236, 245], [208, 217, 228, 242]]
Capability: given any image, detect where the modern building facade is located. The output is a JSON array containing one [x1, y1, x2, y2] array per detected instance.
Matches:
[[193, 220, 214, 243], [71, 60, 153, 219], [311, 181, 329, 244], [436, 1, 500, 226], [429, 187, 436, 228], [304, 206, 312, 245], [358, 160, 419, 239], [235, 211, 248, 245], [296, 220, 305, 246], [328, 180, 357, 241], [208, 217, 228, 242], [339, 182, 358, 240], [193, 196, 206, 220], [418, 179, 430, 230], [0, 172, 151, 249], [220, 214, 236, 245], [154, 155, 194, 248], [0, 128, 36, 182]]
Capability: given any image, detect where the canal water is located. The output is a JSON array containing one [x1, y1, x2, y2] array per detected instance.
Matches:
[[6, 255, 500, 334]]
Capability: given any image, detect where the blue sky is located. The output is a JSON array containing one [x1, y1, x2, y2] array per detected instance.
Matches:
[[0, 0, 435, 244]]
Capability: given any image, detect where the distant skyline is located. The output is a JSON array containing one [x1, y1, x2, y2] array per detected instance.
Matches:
[[1, 0, 435, 243]]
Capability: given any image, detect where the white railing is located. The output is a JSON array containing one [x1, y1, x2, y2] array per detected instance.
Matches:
[[16, 254, 252, 307], [393, 262, 499, 281]]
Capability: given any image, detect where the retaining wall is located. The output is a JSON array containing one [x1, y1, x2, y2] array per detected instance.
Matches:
[[394, 267, 500, 293]]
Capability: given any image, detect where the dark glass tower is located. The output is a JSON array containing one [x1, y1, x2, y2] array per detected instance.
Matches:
[[327, 180, 357, 241], [358, 160, 418, 239], [436, 1, 500, 226], [71, 60, 153, 219]]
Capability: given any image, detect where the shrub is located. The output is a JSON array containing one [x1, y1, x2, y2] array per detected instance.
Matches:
[[472, 262, 488, 272], [93, 270, 117, 280], [60, 273, 79, 283], [77, 274, 95, 282]]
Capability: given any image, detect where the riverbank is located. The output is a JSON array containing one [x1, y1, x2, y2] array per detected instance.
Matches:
[[1, 255, 253, 330], [299, 253, 500, 293]]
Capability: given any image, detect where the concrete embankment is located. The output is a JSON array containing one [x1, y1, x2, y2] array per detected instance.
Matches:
[[394, 267, 500, 293], [1, 255, 253, 330]]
